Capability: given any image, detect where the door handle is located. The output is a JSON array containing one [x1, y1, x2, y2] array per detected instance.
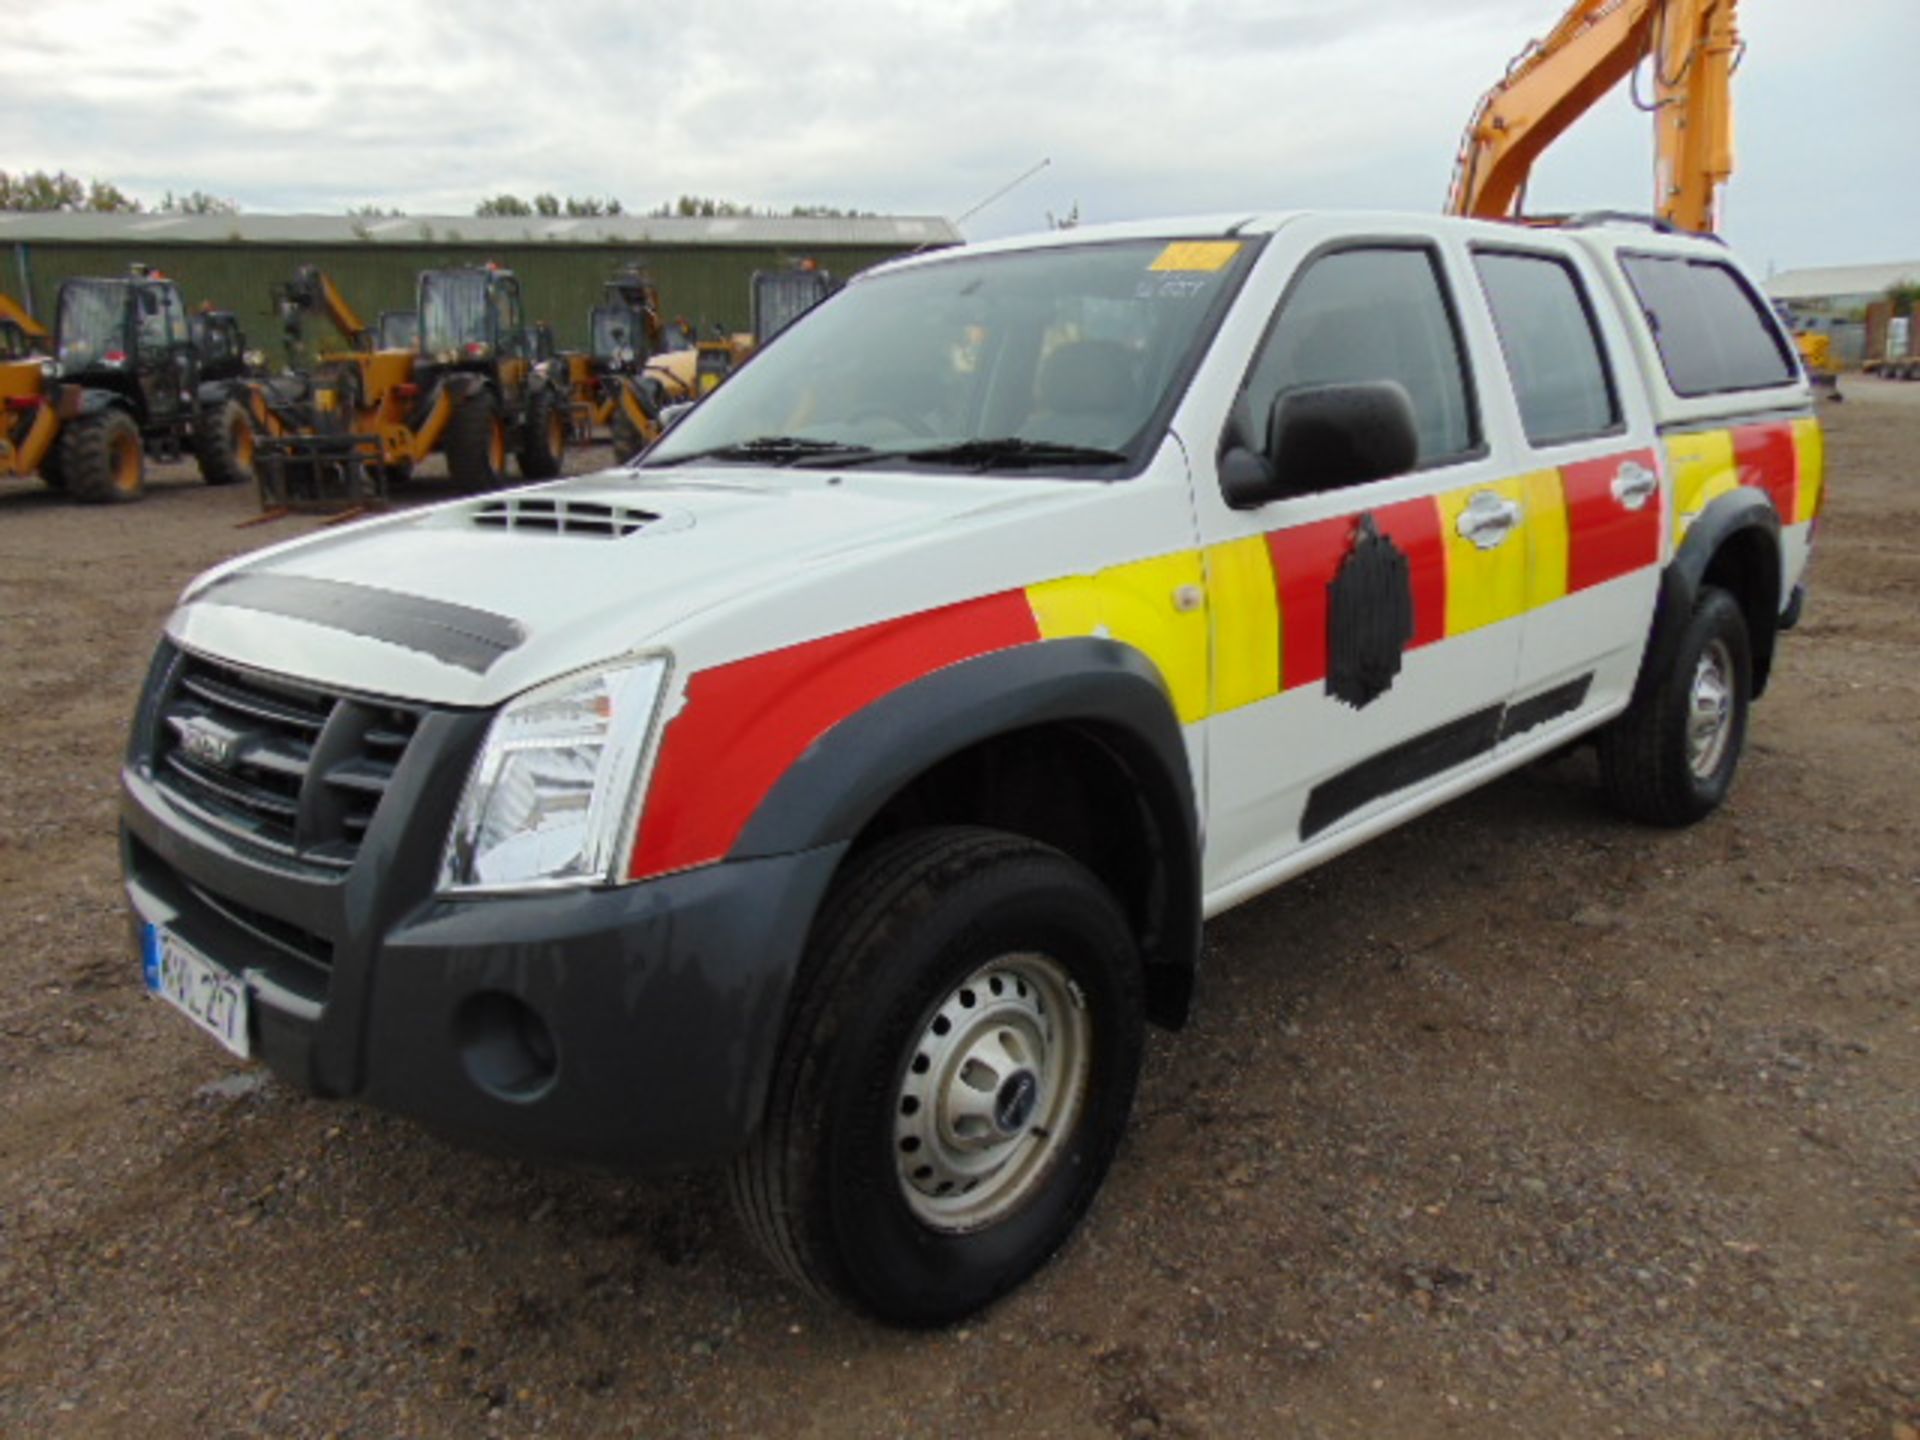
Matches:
[[1456, 490, 1521, 549], [1611, 460, 1659, 511]]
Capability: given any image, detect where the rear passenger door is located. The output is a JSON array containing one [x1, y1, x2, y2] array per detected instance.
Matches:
[[1187, 223, 1528, 899], [1467, 241, 1665, 739]]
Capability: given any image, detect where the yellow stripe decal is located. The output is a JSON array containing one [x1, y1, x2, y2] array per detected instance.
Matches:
[[1790, 417, 1825, 524], [1520, 468, 1570, 610], [1667, 428, 1738, 543], [1438, 478, 1529, 635], [1027, 551, 1210, 724], [1203, 537, 1281, 714]]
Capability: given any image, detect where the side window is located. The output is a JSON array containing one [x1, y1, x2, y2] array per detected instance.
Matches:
[[494, 281, 522, 338], [1474, 250, 1620, 447], [1618, 253, 1796, 396], [1241, 246, 1477, 473], [158, 286, 187, 347]]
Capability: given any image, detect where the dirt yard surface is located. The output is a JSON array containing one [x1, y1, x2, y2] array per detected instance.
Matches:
[[2, 392, 1916, 1440]]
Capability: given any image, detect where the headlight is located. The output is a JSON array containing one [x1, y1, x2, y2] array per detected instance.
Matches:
[[440, 656, 668, 892]]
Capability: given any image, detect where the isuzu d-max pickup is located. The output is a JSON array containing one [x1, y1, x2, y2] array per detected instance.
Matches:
[[122, 211, 1821, 1324]]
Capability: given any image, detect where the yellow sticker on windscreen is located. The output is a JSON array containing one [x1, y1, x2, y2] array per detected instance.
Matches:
[[1149, 241, 1242, 272]]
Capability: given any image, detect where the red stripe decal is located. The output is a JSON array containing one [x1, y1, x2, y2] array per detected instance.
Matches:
[[630, 592, 1042, 879], [1265, 502, 1443, 690], [1369, 496, 1447, 650], [1563, 447, 1661, 593], [1732, 422, 1796, 521], [1265, 516, 1352, 690]]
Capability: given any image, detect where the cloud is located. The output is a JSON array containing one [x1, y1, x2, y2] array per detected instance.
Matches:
[[3, 0, 1916, 267]]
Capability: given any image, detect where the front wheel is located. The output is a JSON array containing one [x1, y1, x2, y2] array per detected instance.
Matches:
[[730, 827, 1144, 1327], [194, 398, 255, 486], [60, 409, 146, 504], [517, 387, 566, 479], [444, 391, 506, 489], [1598, 584, 1752, 826]]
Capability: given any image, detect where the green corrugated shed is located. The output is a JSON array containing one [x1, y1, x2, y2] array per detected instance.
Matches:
[[1, 212, 958, 360]]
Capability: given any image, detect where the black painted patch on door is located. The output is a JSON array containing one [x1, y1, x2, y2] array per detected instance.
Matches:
[[1325, 513, 1414, 709]]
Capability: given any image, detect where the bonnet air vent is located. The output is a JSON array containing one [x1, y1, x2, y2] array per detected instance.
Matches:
[[471, 496, 659, 538]]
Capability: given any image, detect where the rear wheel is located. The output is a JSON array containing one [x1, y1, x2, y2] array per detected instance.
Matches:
[[518, 387, 565, 479], [194, 398, 255, 486], [444, 391, 506, 489], [729, 827, 1144, 1327], [37, 433, 67, 490], [61, 409, 146, 504], [1598, 585, 1752, 826]]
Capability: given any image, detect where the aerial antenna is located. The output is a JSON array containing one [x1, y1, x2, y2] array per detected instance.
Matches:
[[914, 157, 1052, 251]]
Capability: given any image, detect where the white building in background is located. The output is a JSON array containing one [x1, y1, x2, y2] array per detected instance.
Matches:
[[1765, 260, 1920, 316]]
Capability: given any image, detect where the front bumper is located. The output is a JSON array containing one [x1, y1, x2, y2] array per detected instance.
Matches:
[[120, 669, 845, 1171]]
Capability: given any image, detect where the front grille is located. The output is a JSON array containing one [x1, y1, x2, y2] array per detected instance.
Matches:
[[152, 652, 423, 871], [184, 877, 334, 979], [471, 495, 656, 538]]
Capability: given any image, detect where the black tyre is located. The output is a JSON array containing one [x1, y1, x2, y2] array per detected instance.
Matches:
[[37, 433, 67, 490], [193, 398, 255, 486], [61, 409, 146, 504], [518, 387, 566, 479], [444, 391, 506, 489], [730, 826, 1144, 1327], [1598, 585, 1752, 826]]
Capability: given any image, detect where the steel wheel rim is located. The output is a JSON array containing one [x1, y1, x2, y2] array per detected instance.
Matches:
[[232, 413, 255, 470], [1687, 637, 1735, 778], [488, 416, 506, 473], [894, 952, 1090, 1233], [547, 410, 565, 456]]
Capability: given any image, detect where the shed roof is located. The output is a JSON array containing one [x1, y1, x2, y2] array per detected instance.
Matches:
[[1765, 261, 1920, 302], [0, 211, 960, 249]]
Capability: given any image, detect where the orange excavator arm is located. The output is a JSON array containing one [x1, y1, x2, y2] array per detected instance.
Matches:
[[0, 289, 49, 341], [1447, 0, 1741, 235]]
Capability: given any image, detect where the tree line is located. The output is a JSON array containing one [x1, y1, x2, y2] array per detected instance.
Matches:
[[1, 170, 867, 222], [474, 193, 871, 219], [0, 170, 235, 215]]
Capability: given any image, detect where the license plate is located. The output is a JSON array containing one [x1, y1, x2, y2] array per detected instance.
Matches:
[[142, 923, 251, 1058]]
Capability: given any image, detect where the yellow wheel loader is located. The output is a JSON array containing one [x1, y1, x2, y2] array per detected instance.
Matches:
[[0, 292, 63, 489], [684, 263, 840, 398], [547, 267, 698, 460], [3, 270, 274, 503], [267, 263, 567, 508]]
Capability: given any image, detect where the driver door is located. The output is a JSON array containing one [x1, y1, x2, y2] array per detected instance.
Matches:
[[1191, 226, 1530, 900], [137, 283, 195, 424], [493, 278, 528, 401]]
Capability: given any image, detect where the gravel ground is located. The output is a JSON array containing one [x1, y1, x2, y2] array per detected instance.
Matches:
[[0, 390, 1916, 1439]]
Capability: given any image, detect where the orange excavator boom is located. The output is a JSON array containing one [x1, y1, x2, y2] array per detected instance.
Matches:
[[1447, 0, 1741, 235]]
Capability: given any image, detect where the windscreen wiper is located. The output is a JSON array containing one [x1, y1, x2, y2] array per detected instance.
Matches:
[[894, 437, 1131, 470], [645, 436, 876, 468]]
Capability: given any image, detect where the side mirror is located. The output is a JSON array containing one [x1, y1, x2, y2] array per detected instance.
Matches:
[[1220, 381, 1419, 509]]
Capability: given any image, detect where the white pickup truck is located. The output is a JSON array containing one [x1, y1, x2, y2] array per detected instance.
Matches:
[[121, 210, 1822, 1325]]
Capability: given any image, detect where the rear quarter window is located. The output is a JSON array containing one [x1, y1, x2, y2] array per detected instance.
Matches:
[[1474, 249, 1621, 447], [1618, 253, 1797, 397]]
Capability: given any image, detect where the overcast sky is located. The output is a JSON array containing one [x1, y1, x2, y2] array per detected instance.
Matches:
[[7, 1, 1917, 272]]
